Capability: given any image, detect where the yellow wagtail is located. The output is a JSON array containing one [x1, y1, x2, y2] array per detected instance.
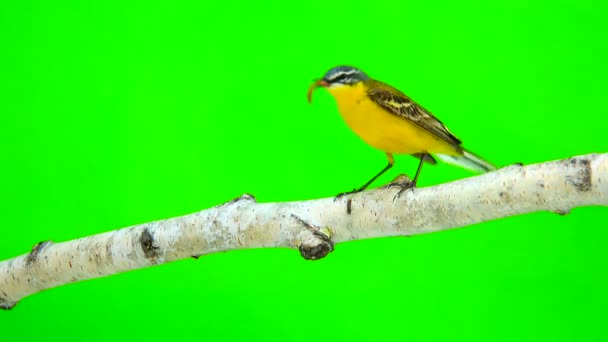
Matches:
[[307, 65, 495, 196]]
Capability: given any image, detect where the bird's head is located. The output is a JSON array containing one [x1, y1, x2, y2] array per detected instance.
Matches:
[[307, 66, 369, 103]]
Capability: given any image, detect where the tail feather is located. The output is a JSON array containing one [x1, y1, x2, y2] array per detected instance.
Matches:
[[436, 149, 496, 173]]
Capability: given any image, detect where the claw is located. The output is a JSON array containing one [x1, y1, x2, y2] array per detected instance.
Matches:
[[389, 177, 417, 201], [334, 188, 360, 201]]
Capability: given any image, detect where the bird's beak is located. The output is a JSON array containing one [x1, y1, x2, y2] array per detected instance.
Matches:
[[307, 79, 329, 104]]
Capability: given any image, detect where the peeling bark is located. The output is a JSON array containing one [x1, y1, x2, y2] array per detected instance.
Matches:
[[1, 153, 607, 310]]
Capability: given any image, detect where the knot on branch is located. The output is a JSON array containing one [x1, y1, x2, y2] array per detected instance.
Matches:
[[565, 156, 593, 192], [291, 214, 334, 260], [223, 193, 257, 206], [26, 240, 52, 266], [139, 228, 160, 261]]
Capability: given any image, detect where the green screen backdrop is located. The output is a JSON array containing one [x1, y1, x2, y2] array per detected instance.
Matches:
[[2, 1, 607, 340]]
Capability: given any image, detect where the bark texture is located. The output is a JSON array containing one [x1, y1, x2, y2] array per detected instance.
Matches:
[[1, 154, 607, 310]]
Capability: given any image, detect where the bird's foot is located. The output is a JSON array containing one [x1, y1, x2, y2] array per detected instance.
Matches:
[[384, 174, 416, 201], [334, 188, 361, 201]]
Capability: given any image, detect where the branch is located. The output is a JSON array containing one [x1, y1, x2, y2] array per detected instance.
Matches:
[[1, 153, 607, 309]]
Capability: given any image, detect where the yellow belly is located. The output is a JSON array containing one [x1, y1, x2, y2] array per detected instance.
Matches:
[[328, 83, 459, 155]]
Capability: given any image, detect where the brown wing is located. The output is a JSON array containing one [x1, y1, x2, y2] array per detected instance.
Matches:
[[366, 80, 463, 149]]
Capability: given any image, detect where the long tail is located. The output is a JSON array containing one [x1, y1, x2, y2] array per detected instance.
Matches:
[[436, 149, 496, 173]]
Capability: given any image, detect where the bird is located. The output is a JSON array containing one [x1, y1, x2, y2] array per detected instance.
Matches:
[[307, 65, 496, 197]]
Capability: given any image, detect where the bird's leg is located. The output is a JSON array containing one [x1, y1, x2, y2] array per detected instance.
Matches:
[[336, 153, 395, 199], [411, 153, 425, 185], [393, 153, 426, 198]]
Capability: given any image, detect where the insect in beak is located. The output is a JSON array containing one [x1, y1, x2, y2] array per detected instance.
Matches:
[[307, 79, 329, 104]]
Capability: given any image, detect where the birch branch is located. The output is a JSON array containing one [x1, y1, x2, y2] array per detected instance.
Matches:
[[1, 153, 607, 310]]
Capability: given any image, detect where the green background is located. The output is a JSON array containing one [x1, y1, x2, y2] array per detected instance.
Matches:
[[2, 0, 607, 340]]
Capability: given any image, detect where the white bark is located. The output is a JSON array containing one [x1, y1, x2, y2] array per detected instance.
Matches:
[[1, 153, 607, 310]]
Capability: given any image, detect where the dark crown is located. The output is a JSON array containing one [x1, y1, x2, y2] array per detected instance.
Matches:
[[322, 66, 369, 85]]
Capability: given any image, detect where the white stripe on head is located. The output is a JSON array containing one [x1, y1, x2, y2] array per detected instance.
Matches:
[[323, 66, 369, 85], [326, 69, 358, 82]]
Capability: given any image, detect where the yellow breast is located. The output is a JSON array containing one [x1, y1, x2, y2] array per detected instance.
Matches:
[[327, 83, 458, 155]]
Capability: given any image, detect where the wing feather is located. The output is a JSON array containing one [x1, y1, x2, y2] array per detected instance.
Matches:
[[366, 80, 463, 149]]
